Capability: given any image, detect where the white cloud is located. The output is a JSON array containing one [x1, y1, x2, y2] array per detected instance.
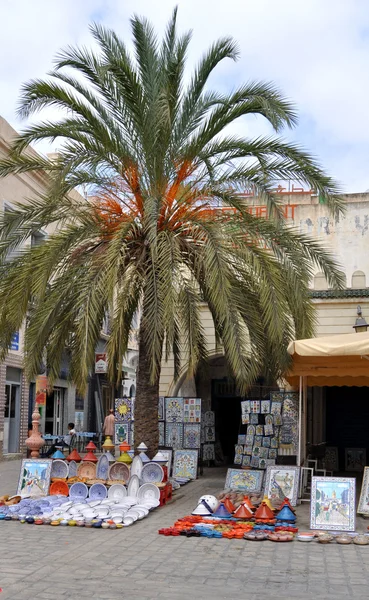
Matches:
[[1, 0, 369, 190]]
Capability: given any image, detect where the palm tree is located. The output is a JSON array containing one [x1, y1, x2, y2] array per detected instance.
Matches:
[[0, 9, 344, 452]]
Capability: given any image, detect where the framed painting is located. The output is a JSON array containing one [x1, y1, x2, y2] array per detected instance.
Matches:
[[115, 422, 129, 444], [262, 437, 271, 448], [234, 444, 243, 456], [203, 444, 215, 461], [251, 456, 260, 468], [158, 396, 165, 421], [17, 458, 52, 497], [261, 400, 270, 414], [173, 450, 198, 480], [205, 426, 215, 442], [247, 425, 256, 436], [115, 397, 133, 422], [244, 445, 253, 456], [250, 414, 259, 425], [310, 477, 356, 531], [225, 468, 263, 492], [204, 411, 215, 426], [234, 453, 242, 465], [183, 398, 201, 423], [245, 434, 254, 446], [259, 447, 268, 460], [358, 467, 369, 514], [271, 401, 282, 415], [325, 446, 339, 472], [165, 397, 184, 422], [250, 400, 260, 414], [264, 465, 300, 506], [242, 412, 250, 425], [183, 424, 201, 448], [241, 401, 250, 424], [256, 425, 264, 436], [345, 448, 366, 472], [237, 434, 246, 445], [165, 422, 183, 448], [242, 455, 251, 467], [259, 459, 267, 469]]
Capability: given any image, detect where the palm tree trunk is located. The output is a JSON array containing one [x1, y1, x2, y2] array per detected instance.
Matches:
[[134, 321, 161, 458]]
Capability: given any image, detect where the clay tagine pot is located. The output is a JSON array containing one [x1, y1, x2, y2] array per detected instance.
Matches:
[[102, 436, 115, 453], [117, 441, 132, 464], [243, 496, 256, 512], [254, 502, 275, 521], [85, 441, 97, 451], [261, 496, 275, 512], [66, 449, 82, 462], [224, 498, 235, 514], [213, 502, 232, 519], [276, 505, 296, 522], [234, 503, 254, 520], [83, 451, 98, 463]]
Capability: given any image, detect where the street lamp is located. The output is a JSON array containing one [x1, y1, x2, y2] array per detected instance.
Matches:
[[353, 305, 368, 333]]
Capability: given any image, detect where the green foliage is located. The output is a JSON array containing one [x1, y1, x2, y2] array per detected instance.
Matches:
[[0, 9, 345, 392]]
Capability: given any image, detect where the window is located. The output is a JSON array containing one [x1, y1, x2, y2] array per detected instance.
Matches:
[[313, 272, 328, 290], [352, 270, 366, 289], [31, 230, 47, 247]]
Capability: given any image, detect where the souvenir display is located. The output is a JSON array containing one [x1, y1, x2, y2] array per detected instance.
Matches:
[[345, 448, 366, 472], [183, 398, 201, 423], [77, 462, 97, 480], [264, 466, 300, 506], [141, 462, 164, 484], [250, 401, 260, 413], [159, 422, 165, 446], [115, 397, 133, 422], [17, 459, 52, 498], [261, 400, 270, 414], [165, 397, 184, 422], [173, 450, 198, 480], [238, 434, 246, 445], [158, 396, 165, 420], [357, 467, 369, 514], [310, 476, 356, 531], [96, 454, 109, 481], [225, 469, 263, 492], [130, 455, 144, 479], [250, 414, 259, 425], [183, 424, 201, 448], [108, 484, 127, 501], [325, 446, 339, 472], [205, 427, 215, 442], [203, 411, 215, 426], [51, 459, 69, 480], [115, 423, 129, 445], [202, 444, 215, 461], [165, 423, 183, 448], [108, 462, 130, 482], [234, 454, 242, 465], [279, 392, 298, 454]]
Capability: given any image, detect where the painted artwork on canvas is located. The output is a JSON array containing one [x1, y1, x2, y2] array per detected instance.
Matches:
[[17, 459, 52, 497], [183, 424, 201, 448], [165, 397, 184, 422], [165, 423, 183, 448], [310, 477, 356, 531], [173, 450, 198, 479], [183, 398, 202, 423], [264, 465, 300, 506], [115, 397, 133, 422], [115, 423, 129, 444], [225, 468, 263, 492]]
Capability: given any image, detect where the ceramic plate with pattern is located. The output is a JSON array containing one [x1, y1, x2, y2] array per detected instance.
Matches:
[[137, 483, 160, 502], [77, 462, 97, 480], [130, 455, 143, 480], [89, 483, 108, 500], [69, 482, 88, 500], [51, 459, 69, 479], [141, 462, 164, 484], [96, 454, 109, 480], [109, 462, 130, 482], [108, 484, 127, 501], [68, 460, 78, 478], [127, 474, 140, 497]]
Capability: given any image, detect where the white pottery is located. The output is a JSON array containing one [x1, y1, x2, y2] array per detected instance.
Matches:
[[123, 516, 134, 526], [113, 516, 123, 524]]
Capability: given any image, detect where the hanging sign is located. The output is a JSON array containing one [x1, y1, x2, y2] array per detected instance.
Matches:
[[35, 374, 48, 406], [9, 331, 19, 351], [95, 353, 107, 373]]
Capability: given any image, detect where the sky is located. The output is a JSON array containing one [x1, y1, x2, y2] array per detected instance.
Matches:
[[1, 0, 369, 192]]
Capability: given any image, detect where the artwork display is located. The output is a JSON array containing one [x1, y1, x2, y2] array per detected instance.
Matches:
[[159, 423, 165, 446], [183, 424, 201, 448], [165, 397, 184, 422], [165, 423, 183, 448], [271, 402, 282, 415], [115, 397, 133, 422], [242, 455, 251, 467], [17, 459, 52, 498], [358, 467, 369, 514], [250, 401, 260, 413], [158, 449, 173, 474], [158, 396, 165, 421], [238, 434, 246, 445], [250, 414, 259, 425], [183, 398, 201, 423], [325, 446, 339, 472], [280, 392, 298, 454], [256, 425, 264, 436], [225, 468, 263, 492], [234, 444, 243, 456], [115, 423, 129, 444], [261, 400, 270, 414], [264, 465, 300, 506], [241, 401, 249, 425], [203, 444, 215, 461], [310, 477, 356, 531], [204, 411, 215, 426], [205, 426, 215, 442], [247, 425, 256, 436], [345, 448, 366, 472], [173, 450, 198, 480], [234, 454, 242, 465]]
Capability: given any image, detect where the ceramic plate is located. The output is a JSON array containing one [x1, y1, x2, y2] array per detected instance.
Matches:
[[127, 475, 140, 498], [68, 461, 78, 479], [96, 454, 109, 480], [125, 510, 139, 522], [89, 483, 108, 500], [141, 462, 164, 484], [77, 462, 97, 480], [130, 455, 144, 480], [69, 482, 88, 500], [137, 483, 160, 502], [109, 462, 130, 482], [108, 484, 127, 502], [123, 516, 134, 526], [51, 459, 69, 479]]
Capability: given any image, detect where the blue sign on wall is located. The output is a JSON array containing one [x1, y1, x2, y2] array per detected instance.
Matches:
[[10, 331, 19, 351]]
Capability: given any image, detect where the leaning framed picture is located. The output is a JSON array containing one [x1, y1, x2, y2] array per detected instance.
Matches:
[[17, 458, 52, 498], [264, 465, 300, 506], [345, 448, 366, 472], [358, 467, 369, 514], [310, 476, 356, 531], [225, 468, 263, 492]]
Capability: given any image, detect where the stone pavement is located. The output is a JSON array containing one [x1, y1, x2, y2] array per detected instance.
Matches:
[[1, 461, 369, 600]]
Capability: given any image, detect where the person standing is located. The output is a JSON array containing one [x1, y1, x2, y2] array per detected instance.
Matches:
[[103, 408, 115, 439]]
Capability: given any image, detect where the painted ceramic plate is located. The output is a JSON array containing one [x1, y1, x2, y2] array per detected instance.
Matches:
[[127, 475, 140, 497], [68, 460, 78, 479], [96, 455, 109, 481], [130, 455, 143, 480], [137, 483, 160, 502], [109, 462, 130, 482], [141, 462, 164, 484], [108, 484, 127, 502], [77, 462, 97, 480], [69, 482, 88, 500], [50, 480, 69, 496], [51, 459, 69, 479], [89, 483, 108, 500]]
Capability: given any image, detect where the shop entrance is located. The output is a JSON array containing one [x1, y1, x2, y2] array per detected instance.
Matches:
[[45, 387, 64, 435], [325, 386, 369, 472], [3, 366, 22, 453]]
